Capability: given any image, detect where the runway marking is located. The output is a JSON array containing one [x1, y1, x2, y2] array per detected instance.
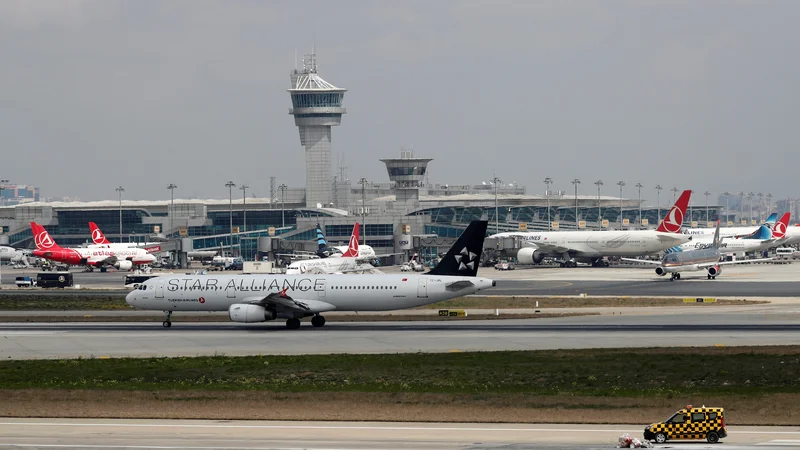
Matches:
[[0, 422, 798, 435], [757, 441, 800, 446], [0, 446, 359, 450]]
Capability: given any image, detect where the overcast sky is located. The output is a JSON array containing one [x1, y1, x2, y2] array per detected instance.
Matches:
[[1, 0, 798, 205]]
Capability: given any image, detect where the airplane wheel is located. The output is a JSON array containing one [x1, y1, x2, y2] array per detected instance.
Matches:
[[286, 318, 301, 329], [675, 273, 681, 280], [162, 321, 171, 328], [311, 315, 326, 328], [708, 274, 712, 280], [603, 261, 610, 267]]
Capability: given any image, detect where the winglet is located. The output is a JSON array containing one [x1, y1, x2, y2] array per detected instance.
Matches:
[[315, 224, 327, 250], [342, 222, 360, 257], [772, 212, 790, 239], [764, 213, 778, 225], [428, 221, 488, 277], [30, 222, 62, 250], [656, 190, 692, 234], [89, 222, 112, 244]]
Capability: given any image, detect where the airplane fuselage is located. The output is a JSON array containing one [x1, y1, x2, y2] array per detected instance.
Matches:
[[127, 274, 495, 313], [493, 230, 690, 258], [286, 257, 374, 274]]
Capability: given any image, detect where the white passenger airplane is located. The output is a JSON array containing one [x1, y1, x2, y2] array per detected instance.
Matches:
[[665, 213, 790, 255], [491, 190, 693, 267], [0, 246, 29, 267], [285, 222, 377, 274], [682, 213, 778, 238], [126, 221, 495, 329]]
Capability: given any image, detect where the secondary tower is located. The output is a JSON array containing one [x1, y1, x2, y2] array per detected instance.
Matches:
[[288, 53, 347, 208], [381, 150, 432, 204]]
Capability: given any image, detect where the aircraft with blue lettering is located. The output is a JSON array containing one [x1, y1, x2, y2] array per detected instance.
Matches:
[[681, 213, 777, 238], [126, 221, 495, 329], [665, 213, 790, 255]]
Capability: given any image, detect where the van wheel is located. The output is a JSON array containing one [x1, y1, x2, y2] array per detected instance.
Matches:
[[655, 432, 667, 444], [707, 431, 720, 443]]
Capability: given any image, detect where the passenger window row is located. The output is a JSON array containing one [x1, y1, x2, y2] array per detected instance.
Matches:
[[332, 286, 397, 290]]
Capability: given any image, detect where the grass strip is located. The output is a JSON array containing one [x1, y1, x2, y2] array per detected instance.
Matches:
[[0, 296, 128, 310], [2, 346, 799, 397]]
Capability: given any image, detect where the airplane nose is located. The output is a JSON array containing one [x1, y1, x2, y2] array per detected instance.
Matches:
[[125, 290, 138, 308]]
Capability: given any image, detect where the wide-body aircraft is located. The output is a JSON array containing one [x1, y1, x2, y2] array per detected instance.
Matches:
[[491, 190, 693, 267], [31, 222, 156, 270], [682, 213, 778, 238], [666, 213, 790, 255], [126, 221, 495, 329]]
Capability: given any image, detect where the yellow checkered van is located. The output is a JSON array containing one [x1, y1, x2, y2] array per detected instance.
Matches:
[[644, 405, 727, 444]]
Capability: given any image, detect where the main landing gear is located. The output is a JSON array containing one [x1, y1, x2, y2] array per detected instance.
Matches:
[[560, 260, 578, 268], [707, 274, 717, 280], [162, 311, 172, 328], [285, 315, 327, 329], [669, 273, 681, 281], [591, 259, 610, 267]]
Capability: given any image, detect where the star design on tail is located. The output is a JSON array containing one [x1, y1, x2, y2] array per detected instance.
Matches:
[[454, 247, 477, 272]]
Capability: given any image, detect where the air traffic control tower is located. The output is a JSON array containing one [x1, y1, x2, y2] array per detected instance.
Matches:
[[288, 54, 346, 208], [381, 150, 432, 204]]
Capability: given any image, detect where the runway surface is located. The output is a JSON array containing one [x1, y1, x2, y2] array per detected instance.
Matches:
[[0, 419, 798, 449], [2, 305, 799, 359]]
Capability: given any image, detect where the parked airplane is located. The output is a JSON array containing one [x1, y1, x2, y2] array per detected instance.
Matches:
[[285, 222, 377, 274], [88, 222, 162, 253], [30, 222, 156, 270], [665, 213, 790, 255], [290, 223, 379, 260], [126, 220, 495, 329], [0, 246, 29, 267], [682, 213, 778, 238], [623, 221, 773, 280], [491, 190, 693, 267]]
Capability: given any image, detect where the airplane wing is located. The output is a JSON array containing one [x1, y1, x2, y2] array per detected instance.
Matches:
[[698, 257, 774, 268], [523, 242, 571, 255], [620, 258, 662, 265], [240, 293, 336, 314]]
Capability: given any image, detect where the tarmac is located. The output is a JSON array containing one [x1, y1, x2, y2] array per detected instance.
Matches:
[[0, 419, 798, 449]]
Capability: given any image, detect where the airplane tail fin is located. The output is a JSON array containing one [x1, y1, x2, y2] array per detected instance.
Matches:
[[764, 213, 778, 225], [315, 224, 327, 250], [713, 220, 721, 249], [88, 222, 112, 244], [656, 190, 692, 233], [428, 220, 488, 277], [743, 224, 773, 240], [342, 222, 360, 257], [772, 212, 790, 239], [30, 222, 62, 250]]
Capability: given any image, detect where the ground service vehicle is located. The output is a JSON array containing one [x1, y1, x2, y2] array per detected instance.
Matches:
[[36, 272, 74, 288], [124, 274, 161, 289], [644, 405, 726, 443]]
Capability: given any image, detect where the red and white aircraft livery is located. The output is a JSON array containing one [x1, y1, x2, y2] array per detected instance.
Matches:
[[286, 222, 377, 275], [88, 222, 162, 253], [31, 222, 156, 270]]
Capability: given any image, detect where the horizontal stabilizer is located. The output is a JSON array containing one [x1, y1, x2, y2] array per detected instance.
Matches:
[[445, 280, 475, 291]]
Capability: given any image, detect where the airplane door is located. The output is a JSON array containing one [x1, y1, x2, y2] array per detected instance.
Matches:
[[417, 278, 428, 298], [317, 278, 327, 298], [155, 279, 165, 298], [226, 284, 236, 299]]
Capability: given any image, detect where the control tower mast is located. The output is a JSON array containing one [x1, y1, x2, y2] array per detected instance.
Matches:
[[288, 53, 347, 208]]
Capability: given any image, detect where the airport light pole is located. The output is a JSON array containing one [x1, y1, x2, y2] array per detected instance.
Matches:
[[359, 177, 369, 245], [748, 192, 754, 224], [635, 183, 643, 227], [723, 191, 730, 225], [225, 181, 235, 257], [571, 178, 580, 228], [278, 184, 287, 228], [617, 181, 626, 226], [543, 177, 552, 231], [115, 186, 125, 240], [239, 184, 249, 233], [594, 180, 603, 229], [704, 191, 711, 224], [655, 185, 663, 225], [167, 183, 177, 238], [491, 176, 501, 235], [738, 191, 745, 224], [757, 192, 764, 222]]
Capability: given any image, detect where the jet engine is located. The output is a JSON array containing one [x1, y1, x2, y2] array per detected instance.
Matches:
[[517, 248, 545, 265], [114, 260, 133, 271], [707, 265, 722, 277], [655, 266, 667, 276], [228, 304, 277, 323]]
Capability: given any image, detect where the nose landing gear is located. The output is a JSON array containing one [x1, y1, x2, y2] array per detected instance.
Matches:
[[162, 311, 172, 328]]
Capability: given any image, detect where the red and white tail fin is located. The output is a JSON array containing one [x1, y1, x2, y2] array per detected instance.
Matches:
[[89, 222, 112, 244], [773, 212, 790, 239], [342, 222, 360, 257], [30, 222, 62, 250], [656, 190, 692, 233]]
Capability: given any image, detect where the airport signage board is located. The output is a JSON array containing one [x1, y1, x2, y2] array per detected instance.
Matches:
[[578, 221, 586, 228], [552, 222, 559, 230], [683, 297, 717, 303], [641, 219, 648, 225], [727, 221, 733, 226], [179, 227, 188, 237], [268, 227, 276, 236], [439, 309, 467, 317], [752, 219, 757, 225], [691, 221, 698, 227], [602, 219, 609, 228], [153, 225, 160, 233], [403, 224, 411, 233], [707, 221, 713, 227], [623, 218, 629, 225], [741, 219, 747, 225], [519, 223, 527, 231], [233, 226, 240, 233]]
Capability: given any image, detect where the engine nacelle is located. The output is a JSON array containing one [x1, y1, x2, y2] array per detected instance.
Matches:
[[707, 265, 722, 277], [517, 248, 545, 265], [228, 304, 276, 323], [655, 266, 667, 276], [114, 260, 133, 271]]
